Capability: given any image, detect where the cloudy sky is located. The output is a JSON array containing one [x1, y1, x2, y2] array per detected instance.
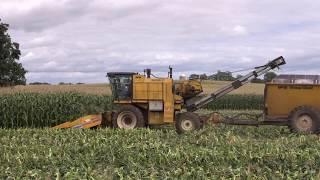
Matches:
[[1, 0, 320, 83]]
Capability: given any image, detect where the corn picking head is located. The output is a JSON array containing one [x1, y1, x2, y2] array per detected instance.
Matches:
[[53, 112, 113, 129]]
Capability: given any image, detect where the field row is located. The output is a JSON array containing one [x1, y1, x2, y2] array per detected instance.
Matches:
[[0, 81, 265, 95], [1, 121, 319, 179], [0, 93, 263, 128]]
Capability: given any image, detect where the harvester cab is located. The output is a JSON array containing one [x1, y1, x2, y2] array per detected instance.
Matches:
[[107, 72, 136, 101], [54, 56, 287, 134]]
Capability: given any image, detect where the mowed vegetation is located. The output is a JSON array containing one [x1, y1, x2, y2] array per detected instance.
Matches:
[[1, 123, 320, 179]]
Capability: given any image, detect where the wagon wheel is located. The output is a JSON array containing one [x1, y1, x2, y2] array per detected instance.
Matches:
[[113, 105, 146, 129], [175, 112, 202, 134], [289, 106, 320, 134]]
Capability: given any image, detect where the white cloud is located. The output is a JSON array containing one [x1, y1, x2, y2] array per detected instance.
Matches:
[[233, 25, 247, 35], [21, 52, 34, 61], [240, 57, 252, 63], [1, 0, 320, 83], [42, 61, 58, 69]]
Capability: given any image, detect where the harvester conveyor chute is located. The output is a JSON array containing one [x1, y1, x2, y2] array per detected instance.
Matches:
[[185, 56, 286, 112]]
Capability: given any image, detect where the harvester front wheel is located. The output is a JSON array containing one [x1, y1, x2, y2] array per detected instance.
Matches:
[[289, 106, 320, 134], [175, 112, 202, 134], [113, 105, 145, 129]]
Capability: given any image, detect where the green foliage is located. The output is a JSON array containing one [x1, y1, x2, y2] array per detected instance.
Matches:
[[264, 72, 278, 82], [0, 93, 263, 128], [0, 93, 112, 128], [206, 94, 264, 110], [251, 77, 265, 84], [0, 19, 26, 86], [0, 125, 319, 179], [212, 70, 235, 81]]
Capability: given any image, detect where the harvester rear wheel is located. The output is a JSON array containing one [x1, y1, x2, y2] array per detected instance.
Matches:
[[175, 112, 202, 134], [289, 106, 320, 134], [113, 105, 145, 129]]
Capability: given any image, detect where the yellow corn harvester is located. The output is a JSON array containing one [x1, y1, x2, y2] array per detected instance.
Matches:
[[54, 57, 292, 134]]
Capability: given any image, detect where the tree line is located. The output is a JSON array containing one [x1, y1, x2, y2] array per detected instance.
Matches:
[[189, 71, 277, 83]]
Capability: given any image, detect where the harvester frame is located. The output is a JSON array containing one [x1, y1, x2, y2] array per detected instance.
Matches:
[[55, 56, 301, 134]]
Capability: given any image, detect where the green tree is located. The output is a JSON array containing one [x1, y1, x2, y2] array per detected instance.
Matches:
[[264, 72, 277, 82], [189, 74, 200, 80], [199, 73, 208, 80], [0, 19, 26, 86], [251, 77, 264, 84], [215, 70, 234, 81]]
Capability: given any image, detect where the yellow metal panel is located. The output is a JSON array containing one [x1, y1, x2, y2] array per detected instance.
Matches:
[[174, 104, 182, 111], [265, 84, 320, 118], [148, 82, 163, 100], [131, 74, 176, 124], [133, 75, 147, 100], [133, 75, 164, 100], [114, 100, 132, 104], [148, 112, 165, 125], [53, 115, 102, 129], [134, 82, 148, 99], [174, 95, 183, 111], [163, 79, 175, 123]]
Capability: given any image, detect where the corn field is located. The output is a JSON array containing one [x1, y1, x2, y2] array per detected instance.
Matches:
[[1, 124, 320, 179], [205, 94, 264, 110], [0, 81, 264, 95], [0, 93, 263, 128], [0, 92, 318, 179], [0, 93, 113, 128]]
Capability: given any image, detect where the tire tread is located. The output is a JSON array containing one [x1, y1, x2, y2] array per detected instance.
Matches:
[[288, 106, 320, 134], [112, 105, 145, 128]]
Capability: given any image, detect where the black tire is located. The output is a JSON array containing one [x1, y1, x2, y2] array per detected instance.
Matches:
[[200, 119, 205, 129], [113, 105, 146, 129], [175, 112, 202, 134], [289, 106, 320, 134]]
